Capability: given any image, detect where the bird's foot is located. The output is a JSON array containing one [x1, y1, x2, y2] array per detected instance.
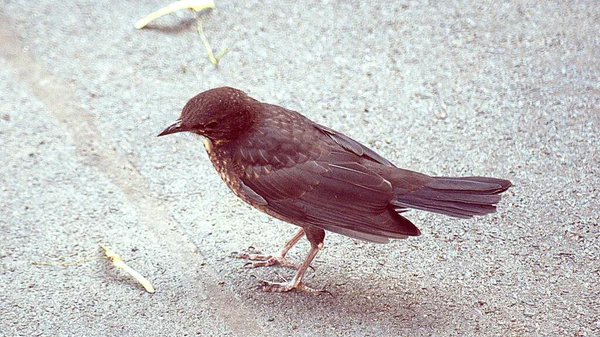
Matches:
[[258, 279, 330, 295], [234, 248, 300, 269]]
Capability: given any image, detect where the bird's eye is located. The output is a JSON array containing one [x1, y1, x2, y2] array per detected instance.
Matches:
[[205, 121, 218, 129]]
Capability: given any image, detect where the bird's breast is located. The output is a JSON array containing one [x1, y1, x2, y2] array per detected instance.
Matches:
[[204, 138, 243, 196]]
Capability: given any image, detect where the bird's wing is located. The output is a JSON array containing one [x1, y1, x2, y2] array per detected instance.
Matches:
[[314, 124, 397, 167], [238, 139, 419, 240]]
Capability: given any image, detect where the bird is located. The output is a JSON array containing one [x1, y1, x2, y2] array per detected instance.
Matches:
[[158, 87, 512, 293]]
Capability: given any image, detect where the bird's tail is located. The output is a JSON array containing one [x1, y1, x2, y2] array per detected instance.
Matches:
[[391, 177, 512, 218]]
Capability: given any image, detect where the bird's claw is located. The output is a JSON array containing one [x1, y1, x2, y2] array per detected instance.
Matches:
[[234, 251, 300, 269], [258, 279, 330, 295]]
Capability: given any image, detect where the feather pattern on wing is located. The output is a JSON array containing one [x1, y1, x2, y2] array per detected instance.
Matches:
[[231, 107, 421, 241]]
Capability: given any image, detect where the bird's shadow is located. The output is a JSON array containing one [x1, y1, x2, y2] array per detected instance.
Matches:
[[238, 266, 454, 331]]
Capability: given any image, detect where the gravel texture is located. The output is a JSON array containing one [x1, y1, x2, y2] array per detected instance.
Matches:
[[1, 1, 599, 336]]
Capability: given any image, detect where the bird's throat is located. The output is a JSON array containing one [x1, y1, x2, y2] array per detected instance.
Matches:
[[203, 138, 213, 153]]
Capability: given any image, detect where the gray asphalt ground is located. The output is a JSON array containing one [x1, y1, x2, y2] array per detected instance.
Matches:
[[1, 1, 599, 336]]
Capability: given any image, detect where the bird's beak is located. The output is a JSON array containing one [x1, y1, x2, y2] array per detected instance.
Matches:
[[158, 119, 186, 137]]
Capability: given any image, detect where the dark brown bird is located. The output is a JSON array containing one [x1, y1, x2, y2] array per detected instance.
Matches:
[[158, 87, 511, 293]]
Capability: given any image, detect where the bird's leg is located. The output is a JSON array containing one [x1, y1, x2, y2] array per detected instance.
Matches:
[[259, 241, 323, 293], [260, 226, 327, 293], [236, 228, 305, 268]]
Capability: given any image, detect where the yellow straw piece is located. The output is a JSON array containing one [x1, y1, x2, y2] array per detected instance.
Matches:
[[196, 17, 229, 67], [100, 244, 155, 293], [135, 0, 215, 29]]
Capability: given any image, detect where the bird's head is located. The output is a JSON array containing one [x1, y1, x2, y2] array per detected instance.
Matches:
[[158, 87, 262, 142]]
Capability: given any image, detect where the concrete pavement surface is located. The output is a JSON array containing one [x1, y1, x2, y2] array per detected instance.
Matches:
[[1, 1, 598, 336]]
